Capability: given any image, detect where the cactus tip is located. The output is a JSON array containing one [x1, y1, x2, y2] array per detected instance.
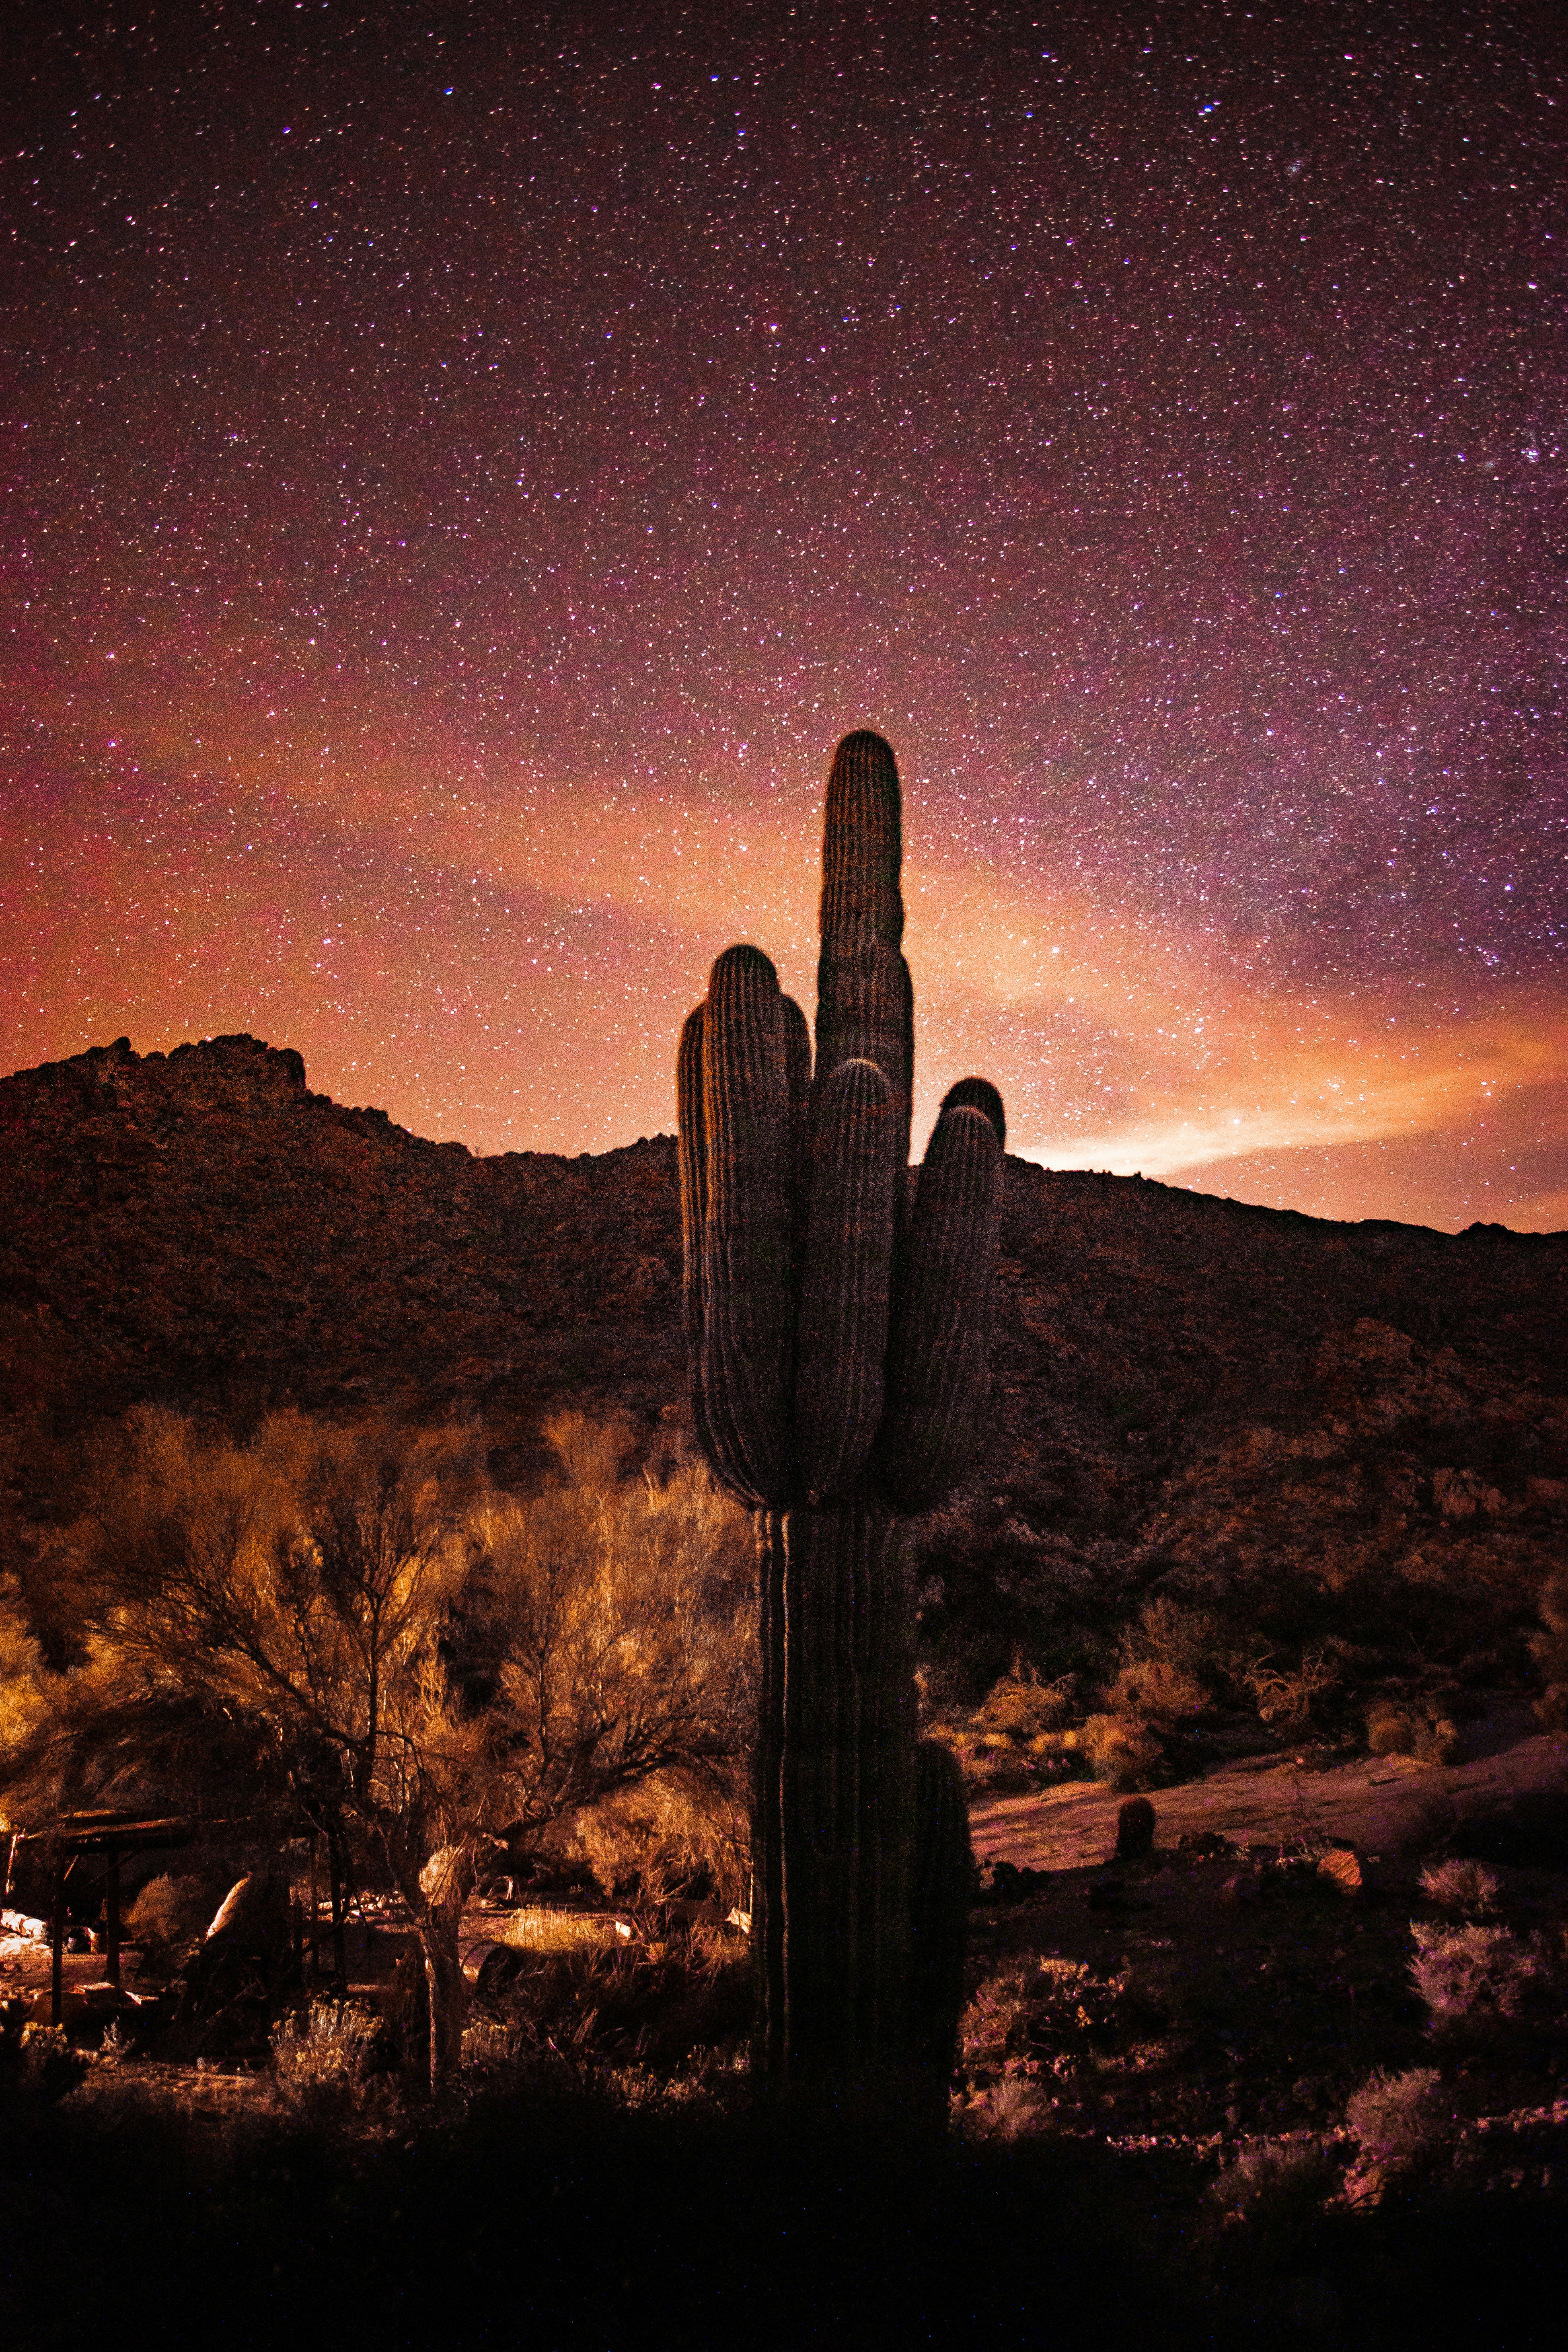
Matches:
[[937, 1076, 1006, 1153]]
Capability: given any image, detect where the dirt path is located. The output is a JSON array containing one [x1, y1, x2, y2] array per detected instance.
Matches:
[[969, 1701, 1568, 1876]]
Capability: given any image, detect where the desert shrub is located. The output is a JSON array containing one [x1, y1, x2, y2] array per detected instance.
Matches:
[[972, 1664, 1073, 1742], [1207, 2138, 1338, 2236], [1081, 1713, 1163, 1790], [270, 1998, 381, 2108], [955, 2066, 1050, 2142], [960, 1955, 1128, 2077], [125, 1872, 226, 1955], [1243, 1646, 1340, 1733], [1343, 2066, 1453, 2169], [565, 1769, 748, 1912], [0, 2005, 89, 2107], [1103, 1657, 1206, 1729], [1366, 1703, 1413, 1756], [1123, 1597, 1225, 1685], [497, 1933, 752, 2070], [1419, 1858, 1500, 1918], [1529, 1572, 1568, 1731], [1365, 1700, 1461, 1764], [1409, 1922, 1541, 2033]]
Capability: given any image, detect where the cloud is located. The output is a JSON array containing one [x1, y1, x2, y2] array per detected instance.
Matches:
[[1013, 990, 1568, 1198]]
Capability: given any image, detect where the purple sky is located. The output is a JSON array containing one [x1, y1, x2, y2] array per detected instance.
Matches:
[[4, 1, 1563, 1227]]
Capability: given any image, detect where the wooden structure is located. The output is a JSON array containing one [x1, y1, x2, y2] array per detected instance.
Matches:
[[8, 1810, 356, 2023], [8, 1811, 195, 2023]]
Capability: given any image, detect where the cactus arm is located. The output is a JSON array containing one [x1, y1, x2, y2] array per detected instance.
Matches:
[[795, 1058, 901, 1505], [781, 990, 812, 1281], [700, 945, 798, 1505], [781, 993, 811, 1111], [938, 1074, 1006, 1153], [877, 1102, 1003, 1511], [675, 1003, 725, 1476]]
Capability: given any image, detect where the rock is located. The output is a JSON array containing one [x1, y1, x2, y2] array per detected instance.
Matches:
[[206, 1868, 291, 1956], [1433, 1467, 1504, 1520], [1317, 1844, 1363, 1894]]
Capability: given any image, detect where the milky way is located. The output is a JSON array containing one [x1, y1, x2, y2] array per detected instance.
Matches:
[[3, 2, 1563, 1228]]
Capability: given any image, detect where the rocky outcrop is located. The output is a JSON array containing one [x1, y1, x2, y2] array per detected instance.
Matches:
[[0, 1036, 685, 1476]]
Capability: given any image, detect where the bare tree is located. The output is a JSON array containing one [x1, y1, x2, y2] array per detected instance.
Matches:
[[2, 1406, 752, 2093]]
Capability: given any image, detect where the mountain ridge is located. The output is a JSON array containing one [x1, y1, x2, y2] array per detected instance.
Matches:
[[4, 1033, 1565, 1694]]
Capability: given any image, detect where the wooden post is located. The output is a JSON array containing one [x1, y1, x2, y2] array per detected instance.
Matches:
[[50, 1852, 66, 2027], [105, 1849, 121, 1990], [329, 1832, 347, 1996]]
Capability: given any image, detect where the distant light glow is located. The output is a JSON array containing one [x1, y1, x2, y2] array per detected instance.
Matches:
[[2, 7, 1563, 1232]]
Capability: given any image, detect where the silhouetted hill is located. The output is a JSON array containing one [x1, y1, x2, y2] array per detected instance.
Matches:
[[4, 1034, 1565, 1691]]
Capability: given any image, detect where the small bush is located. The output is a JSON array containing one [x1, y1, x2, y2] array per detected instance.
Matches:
[[1409, 1922, 1540, 2033], [497, 1933, 752, 2069], [1529, 1573, 1568, 1731], [1103, 1658, 1205, 1729], [0, 2006, 89, 2107], [972, 1664, 1073, 1743], [1081, 1713, 1163, 1790], [1419, 1858, 1500, 1918], [1244, 1646, 1339, 1733], [1208, 2138, 1338, 2235], [1367, 1704, 1414, 1757], [270, 1999, 382, 2107], [1366, 1700, 1461, 1764], [956, 2066, 1049, 2142], [960, 1955, 1128, 2075], [1343, 2066, 1453, 2169], [124, 1873, 223, 1956]]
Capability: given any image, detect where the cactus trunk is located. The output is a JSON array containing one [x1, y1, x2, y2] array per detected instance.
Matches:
[[754, 1499, 916, 2084]]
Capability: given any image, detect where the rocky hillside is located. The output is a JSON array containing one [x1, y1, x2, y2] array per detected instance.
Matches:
[[3, 1034, 1565, 1694]]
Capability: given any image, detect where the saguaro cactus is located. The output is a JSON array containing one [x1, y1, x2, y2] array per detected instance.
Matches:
[[678, 730, 1002, 2093]]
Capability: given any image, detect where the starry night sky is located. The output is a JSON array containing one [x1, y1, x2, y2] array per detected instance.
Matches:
[[4, 2, 1563, 1229]]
